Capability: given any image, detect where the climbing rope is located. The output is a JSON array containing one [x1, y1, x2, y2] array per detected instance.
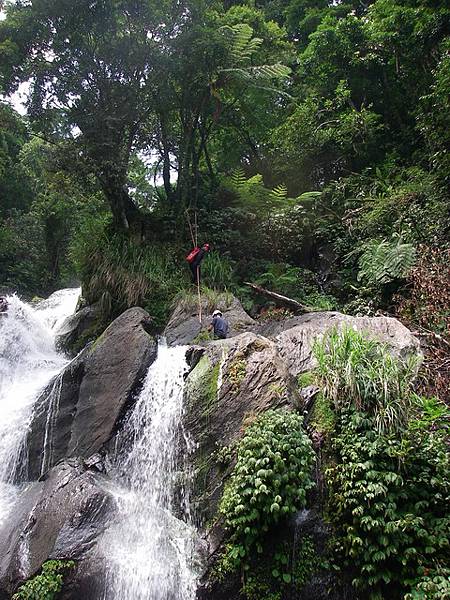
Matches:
[[186, 209, 203, 324]]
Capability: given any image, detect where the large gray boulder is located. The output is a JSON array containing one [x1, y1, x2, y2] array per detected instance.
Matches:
[[0, 458, 113, 599], [165, 295, 255, 346], [25, 308, 157, 480], [184, 332, 299, 530], [271, 311, 421, 377]]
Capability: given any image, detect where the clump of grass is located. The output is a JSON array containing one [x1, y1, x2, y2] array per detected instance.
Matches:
[[70, 221, 186, 327], [173, 286, 234, 314], [313, 327, 420, 433], [202, 251, 235, 290]]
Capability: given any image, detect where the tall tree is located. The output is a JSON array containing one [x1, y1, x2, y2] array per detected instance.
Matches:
[[0, 0, 189, 232]]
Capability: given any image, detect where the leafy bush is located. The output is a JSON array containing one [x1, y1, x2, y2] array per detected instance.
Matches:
[[326, 411, 450, 599], [405, 567, 450, 600], [314, 327, 419, 433], [12, 560, 75, 600], [219, 409, 315, 567], [240, 536, 317, 600]]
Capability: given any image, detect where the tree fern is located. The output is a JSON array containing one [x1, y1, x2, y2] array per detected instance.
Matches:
[[216, 24, 290, 88], [358, 239, 416, 285], [271, 183, 288, 200], [230, 167, 246, 188], [219, 24, 262, 65]]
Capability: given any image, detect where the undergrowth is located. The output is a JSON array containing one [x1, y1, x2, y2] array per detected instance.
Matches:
[[326, 410, 450, 600], [173, 286, 234, 314], [70, 220, 186, 327], [218, 409, 315, 572], [313, 328, 450, 600], [12, 560, 75, 600]]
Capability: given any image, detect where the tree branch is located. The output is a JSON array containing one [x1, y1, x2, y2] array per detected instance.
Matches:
[[244, 282, 313, 313]]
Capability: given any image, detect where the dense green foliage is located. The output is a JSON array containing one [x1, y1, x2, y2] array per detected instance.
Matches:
[[0, 1, 448, 400], [12, 560, 75, 600], [1, 0, 448, 338], [311, 330, 450, 599], [219, 409, 315, 567], [327, 410, 449, 599], [314, 327, 419, 433]]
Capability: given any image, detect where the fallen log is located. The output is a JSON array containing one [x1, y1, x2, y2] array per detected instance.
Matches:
[[244, 282, 313, 313]]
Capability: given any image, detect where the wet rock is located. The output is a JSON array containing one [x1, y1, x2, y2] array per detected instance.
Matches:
[[55, 302, 103, 356], [271, 311, 421, 377], [165, 295, 255, 346], [0, 459, 114, 599], [25, 308, 157, 479], [184, 332, 299, 529]]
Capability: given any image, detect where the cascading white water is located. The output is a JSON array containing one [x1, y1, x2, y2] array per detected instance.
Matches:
[[0, 289, 80, 526], [102, 343, 199, 600]]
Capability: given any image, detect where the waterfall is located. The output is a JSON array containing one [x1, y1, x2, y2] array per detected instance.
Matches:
[[0, 289, 80, 526], [102, 343, 199, 600]]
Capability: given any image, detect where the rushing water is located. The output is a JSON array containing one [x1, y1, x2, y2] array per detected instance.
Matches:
[[0, 289, 80, 526], [102, 343, 198, 600]]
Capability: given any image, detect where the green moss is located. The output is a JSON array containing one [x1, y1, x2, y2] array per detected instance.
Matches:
[[193, 329, 212, 343], [187, 354, 221, 497], [228, 355, 247, 391], [189, 354, 220, 413], [297, 371, 315, 388], [70, 319, 105, 355], [310, 392, 336, 435], [12, 560, 75, 600], [268, 382, 286, 400]]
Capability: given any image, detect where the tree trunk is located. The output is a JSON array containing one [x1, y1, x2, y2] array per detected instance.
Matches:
[[104, 182, 143, 242]]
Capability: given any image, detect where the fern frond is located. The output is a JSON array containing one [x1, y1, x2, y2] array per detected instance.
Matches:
[[230, 167, 247, 188], [358, 239, 416, 285], [246, 63, 291, 80], [220, 24, 262, 65], [296, 191, 322, 202], [271, 184, 288, 199]]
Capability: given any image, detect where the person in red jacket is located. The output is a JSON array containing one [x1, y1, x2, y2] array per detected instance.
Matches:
[[186, 243, 210, 284]]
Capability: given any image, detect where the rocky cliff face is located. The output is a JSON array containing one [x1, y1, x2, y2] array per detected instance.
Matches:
[[0, 297, 422, 599], [0, 308, 157, 599], [180, 304, 421, 600], [25, 308, 157, 480]]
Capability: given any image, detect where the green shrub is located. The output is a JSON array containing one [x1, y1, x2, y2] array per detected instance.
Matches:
[[326, 411, 450, 599], [219, 409, 315, 568], [12, 560, 75, 600], [405, 567, 450, 600], [314, 327, 419, 433]]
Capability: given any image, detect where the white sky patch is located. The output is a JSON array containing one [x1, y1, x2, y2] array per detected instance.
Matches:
[[1, 5, 29, 114], [5, 82, 29, 115]]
